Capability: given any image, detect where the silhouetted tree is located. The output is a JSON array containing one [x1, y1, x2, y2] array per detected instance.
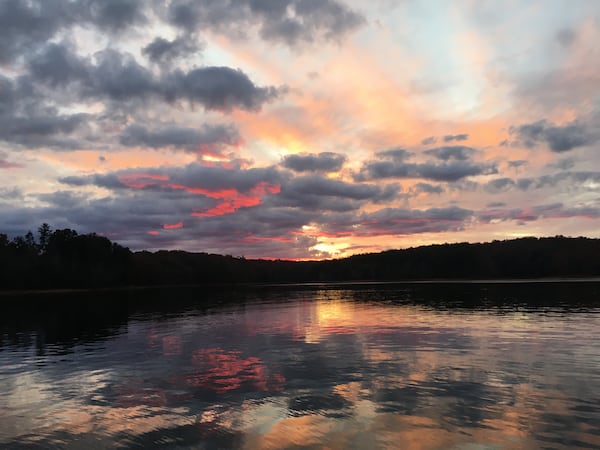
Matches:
[[24, 231, 36, 250], [38, 223, 51, 254]]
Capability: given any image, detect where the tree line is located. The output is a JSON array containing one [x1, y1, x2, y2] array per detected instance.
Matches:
[[0, 224, 130, 289], [2, 224, 600, 290]]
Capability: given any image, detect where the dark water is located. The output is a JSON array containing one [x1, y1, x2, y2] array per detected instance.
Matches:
[[1, 282, 600, 449]]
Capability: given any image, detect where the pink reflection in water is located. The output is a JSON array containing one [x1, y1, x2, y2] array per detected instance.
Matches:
[[162, 335, 182, 356], [186, 348, 285, 393]]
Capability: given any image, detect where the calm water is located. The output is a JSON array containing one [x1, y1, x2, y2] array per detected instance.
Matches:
[[1, 282, 600, 449]]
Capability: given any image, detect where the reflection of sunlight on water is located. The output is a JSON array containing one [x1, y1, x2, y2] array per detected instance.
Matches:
[[302, 290, 442, 343], [316, 293, 353, 327], [304, 292, 355, 342]]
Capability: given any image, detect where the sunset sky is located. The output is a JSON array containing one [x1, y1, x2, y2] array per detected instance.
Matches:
[[1, 0, 600, 259]]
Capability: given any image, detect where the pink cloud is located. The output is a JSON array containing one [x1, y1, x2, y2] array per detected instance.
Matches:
[[163, 222, 184, 229], [191, 182, 280, 217], [0, 159, 24, 169]]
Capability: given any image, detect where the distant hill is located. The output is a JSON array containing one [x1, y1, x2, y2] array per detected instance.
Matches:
[[129, 236, 600, 285], [2, 226, 600, 290]]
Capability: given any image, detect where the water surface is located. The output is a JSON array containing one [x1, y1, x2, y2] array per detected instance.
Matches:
[[1, 282, 600, 449]]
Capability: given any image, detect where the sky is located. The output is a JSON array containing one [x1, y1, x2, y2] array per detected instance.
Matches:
[[1, 0, 600, 259]]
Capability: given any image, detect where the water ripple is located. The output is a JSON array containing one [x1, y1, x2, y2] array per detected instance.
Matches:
[[1, 283, 600, 449]]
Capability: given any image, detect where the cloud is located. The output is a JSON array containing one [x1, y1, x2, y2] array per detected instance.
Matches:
[[275, 175, 398, 211], [60, 162, 282, 195], [510, 119, 597, 152], [29, 188, 217, 229], [37, 190, 91, 209], [42, 161, 402, 255], [0, 60, 92, 150], [10, 160, 600, 259], [442, 134, 469, 142], [354, 206, 474, 236], [424, 146, 476, 161], [478, 203, 600, 224], [0, 191, 474, 257], [2, 112, 87, 142], [420, 161, 496, 182], [0, 187, 22, 205], [549, 157, 575, 170], [60, 163, 287, 219], [0, 76, 89, 148], [0, 0, 73, 63], [281, 152, 346, 172], [0, 158, 23, 169], [507, 160, 527, 169], [410, 182, 444, 194], [81, 49, 159, 101], [536, 171, 600, 189], [27, 42, 90, 88], [376, 148, 413, 161], [142, 36, 203, 64], [0, 0, 149, 64], [515, 178, 534, 191], [80, 0, 147, 32], [165, 66, 284, 111], [356, 151, 497, 183], [0, 0, 362, 71], [483, 178, 519, 193], [421, 136, 436, 145], [1, 184, 324, 258], [483, 177, 533, 193], [480, 171, 600, 194], [27, 44, 284, 111], [120, 123, 240, 153], [556, 28, 576, 47], [165, 0, 365, 46], [356, 146, 496, 183]]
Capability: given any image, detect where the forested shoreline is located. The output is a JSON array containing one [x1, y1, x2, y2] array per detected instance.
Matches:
[[2, 224, 600, 290]]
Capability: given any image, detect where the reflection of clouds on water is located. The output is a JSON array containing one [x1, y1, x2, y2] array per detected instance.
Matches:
[[161, 335, 182, 356], [185, 348, 285, 393], [1, 286, 600, 448]]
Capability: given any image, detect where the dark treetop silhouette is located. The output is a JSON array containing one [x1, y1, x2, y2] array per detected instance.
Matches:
[[2, 224, 600, 290]]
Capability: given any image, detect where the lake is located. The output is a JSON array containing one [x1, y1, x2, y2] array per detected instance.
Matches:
[[1, 282, 600, 449]]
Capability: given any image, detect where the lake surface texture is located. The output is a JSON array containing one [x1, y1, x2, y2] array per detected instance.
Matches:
[[1, 282, 600, 449]]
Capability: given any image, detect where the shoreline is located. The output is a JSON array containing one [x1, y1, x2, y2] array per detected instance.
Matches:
[[2, 276, 600, 296]]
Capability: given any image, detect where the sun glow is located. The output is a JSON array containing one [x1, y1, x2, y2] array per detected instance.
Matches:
[[311, 241, 347, 258]]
